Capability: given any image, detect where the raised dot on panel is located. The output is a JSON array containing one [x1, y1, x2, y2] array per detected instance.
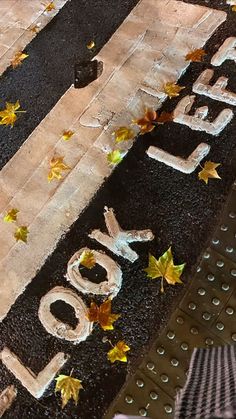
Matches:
[[207, 274, 215, 282], [226, 307, 234, 315], [203, 312, 211, 321], [189, 302, 197, 310], [161, 374, 169, 383], [175, 386, 182, 393], [229, 212, 236, 219], [226, 246, 233, 253], [198, 288, 206, 296], [147, 362, 155, 371], [157, 347, 165, 355], [136, 379, 144, 388], [167, 331, 175, 340], [205, 338, 214, 345], [212, 238, 219, 245], [150, 391, 158, 400], [204, 252, 210, 259], [196, 266, 201, 272], [221, 283, 230, 291], [164, 404, 173, 414], [212, 297, 220, 306], [139, 408, 147, 417], [190, 327, 199, 335], [181, 342, 188, 351], [171, 358, 179, 367], [232, 333, 236, 342], [231, 269, 236, 277], [216, 322, 224, 331], [221, 224, 228, 231], [125, 395, 134, 404], [216, 260, 224, 268], [176, 316, 184, 325]]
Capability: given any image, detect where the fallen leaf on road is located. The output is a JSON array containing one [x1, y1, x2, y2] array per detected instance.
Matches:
[[48, 156, 70, 182], [198, 161, 221, 184], [0, 101, 25, 127], [107, 341, 130, 363], [4, 208, 19, 223], [62, 130, 74, 141], [155, 111, 173, 124], [232, 5, 236, 11], [55, 375, 83, 409], [185, 48, 206, 62], [87, 40, 95, 50], [144, 247, 185, 293], [163, 82, 185, 98], [43, 2, 55, 12], [79, 250, 96, 269], [11, 51, 29, 69], [14, 226, 29, 243], [88, 299, 120, 330], [133, 109, 157, 134], [113, 127, 135, 143], [107, 150, 123, 165]]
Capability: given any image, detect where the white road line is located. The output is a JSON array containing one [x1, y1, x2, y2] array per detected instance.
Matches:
[[0, 1, 226, 321]]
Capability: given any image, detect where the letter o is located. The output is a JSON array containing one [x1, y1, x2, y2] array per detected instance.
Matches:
[[38, 286, 93, 343], [66, 247, 122, 298]]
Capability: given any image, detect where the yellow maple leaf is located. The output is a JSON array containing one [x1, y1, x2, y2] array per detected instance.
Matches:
[[3, 208, 19, 223], [14, 226, 29, 243], [55, 375, 83, 409], [113, 127, 135, 143], [11, 51, 29, 69], [87, 299, 120, 330], [43, 2, 55, 12], [232, 5, 236, 11], [0, 101, 25, 127], [87, 40, 95, 50], [30, 25, 40, 34], [107, 341, 130, 363], [48, 156, 70, 182], [144, 247, 185, 293], [62, 130, 74, 141], [198, 161, 221, 184], [107, 150, 123, 165], [185, 48, 206, 62], [163, 82, 185, 99], [79, 250, 96, 269]]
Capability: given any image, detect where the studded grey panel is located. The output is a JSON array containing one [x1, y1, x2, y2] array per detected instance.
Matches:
[[104, 183, 236, 419]]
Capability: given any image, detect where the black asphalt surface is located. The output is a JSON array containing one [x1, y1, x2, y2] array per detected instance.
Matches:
[[0, 1, 236, 419]]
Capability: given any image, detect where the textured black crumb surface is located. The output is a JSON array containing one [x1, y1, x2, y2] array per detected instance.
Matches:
[[0, 1, 236, 419]]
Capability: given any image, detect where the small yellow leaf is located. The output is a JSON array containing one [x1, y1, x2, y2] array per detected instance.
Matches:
[[232, 5, 236, 11], [107, 341, 130, 363], [43, 2, 55, 12], [55, 375, 83, 409], [11, 51, 29, 69], [62, 130, 74, 141], [14, 226, 29, 243], [185, 48, 206, 62], [3, 208, 19, 223], [48, 156, 70, 182], [0, 101, 25, 128], [87, 40, 95, 50], [163, 82, 185, 99], [144, 247, 185, 293], [198, 161, 221, 184], [30, 25, 40, 34], [113, 127, 135, 143], [107, 150, 123, 165], [87, 299, 120, 330], [79, 250, 96, 269]]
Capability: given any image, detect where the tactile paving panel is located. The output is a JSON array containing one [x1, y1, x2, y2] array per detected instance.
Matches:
[[104, 182, 236, 419]]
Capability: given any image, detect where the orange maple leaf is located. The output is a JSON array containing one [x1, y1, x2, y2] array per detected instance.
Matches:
[[87, 299, 120, 330], [185, 48, 206, 62]]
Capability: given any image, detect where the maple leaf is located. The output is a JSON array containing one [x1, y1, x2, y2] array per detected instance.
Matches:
[[107, 150, 123, 165], [48, 156, 70, 182], [79, 250, 96, 269], [107, 341, 130, 363], [144, 247, 185, 293], [232, 5, 236, 11], [87, 40, 95, 50], [55, 375, 83, 409], [198, 161, 221, 184], [43, 2, 55, 12], [155, 111, 173, 125], [62, 130, 74, 141], [185, 48, 206, 62], [163, 82, 185, 99], [87, 299, 120, 330], [0, 101, 25, 127], [133, 109, 157, 134], [14, 226, 29, 243], [3, 208, 19, 223], [30, 25, 40, 33], [11, 51, 29, 69], [113, 127, 135, 143]]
